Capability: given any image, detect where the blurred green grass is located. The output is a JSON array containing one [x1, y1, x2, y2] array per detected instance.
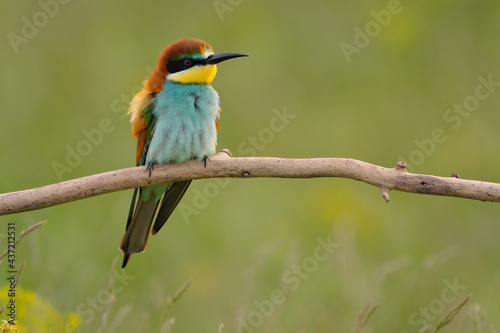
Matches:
[[1, 0, 500, 332]]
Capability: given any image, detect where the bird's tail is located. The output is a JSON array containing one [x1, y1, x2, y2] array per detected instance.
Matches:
[[120, 181, 192, 268], [120, 190, 158, 268]]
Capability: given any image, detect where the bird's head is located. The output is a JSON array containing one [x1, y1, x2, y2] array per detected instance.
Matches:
[[147, 38, 247, 90]]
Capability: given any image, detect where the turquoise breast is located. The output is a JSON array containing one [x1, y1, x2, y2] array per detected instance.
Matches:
[[146, 81, 220, 165]]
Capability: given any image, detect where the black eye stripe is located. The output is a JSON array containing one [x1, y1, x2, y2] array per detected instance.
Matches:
[[166, 57, 201, 74]]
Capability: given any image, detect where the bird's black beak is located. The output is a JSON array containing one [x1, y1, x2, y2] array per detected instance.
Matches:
[[202, 52, 248, 65]]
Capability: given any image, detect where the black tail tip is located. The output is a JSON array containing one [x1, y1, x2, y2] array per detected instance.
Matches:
[[122, 253, 131, 268]]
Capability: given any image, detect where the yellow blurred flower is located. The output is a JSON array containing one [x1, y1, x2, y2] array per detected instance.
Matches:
[[0, 286, 81, 333], [1, 320, 19, 333]]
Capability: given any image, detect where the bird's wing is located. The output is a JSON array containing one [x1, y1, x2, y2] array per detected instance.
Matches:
[[152, 180, 192, 234], [121, 91, 158, 267], [125, 89, 157, 229], [129, 88, 157, 165]]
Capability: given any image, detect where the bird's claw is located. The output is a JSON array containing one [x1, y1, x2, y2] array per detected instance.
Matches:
[[145, 163, 154, 177], [202, 155, 210, 168]]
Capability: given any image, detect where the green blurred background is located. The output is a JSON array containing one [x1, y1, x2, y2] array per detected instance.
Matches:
[[1, 0, 500, 332]]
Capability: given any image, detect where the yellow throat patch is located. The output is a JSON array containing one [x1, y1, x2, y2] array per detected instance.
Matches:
[[167, 64, 217, 84]]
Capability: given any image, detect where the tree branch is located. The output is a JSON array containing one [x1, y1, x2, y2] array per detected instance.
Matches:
[[1, 149, 500, 216]]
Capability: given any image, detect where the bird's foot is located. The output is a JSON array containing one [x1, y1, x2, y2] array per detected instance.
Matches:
[[145, 162, 154, 177], [202, 155, 210, 168]]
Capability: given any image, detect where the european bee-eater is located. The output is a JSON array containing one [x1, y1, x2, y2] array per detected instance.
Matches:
[[120, 38, 247, 268]]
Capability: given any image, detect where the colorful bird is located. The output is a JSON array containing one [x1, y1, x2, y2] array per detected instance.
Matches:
[[120, 38, 247, 268]]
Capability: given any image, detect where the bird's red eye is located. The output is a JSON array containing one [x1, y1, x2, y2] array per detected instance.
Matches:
[[184, 59, 192, 66]]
